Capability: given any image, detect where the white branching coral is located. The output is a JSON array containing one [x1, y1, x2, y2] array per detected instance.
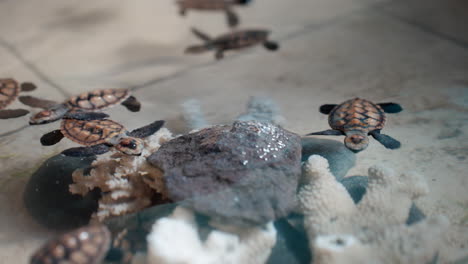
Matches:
[[70, 128, 173, 222], [147, 207, 277, 264], [299, 155, 449, 264]]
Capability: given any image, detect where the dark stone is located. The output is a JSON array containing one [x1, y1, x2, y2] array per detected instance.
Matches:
[[23, 154, 99, 230], [267, 216, 311, 264], [301, 137, 356, 180], [339, 176, 368, 203], [406, 203, 426, 225], [339, 176, 426, 225], [148, 121, 302, 225]]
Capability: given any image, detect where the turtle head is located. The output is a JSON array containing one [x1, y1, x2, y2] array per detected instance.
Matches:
[[116, 137, 144, 155], [344, 131, 369, 153], [29, 105, 68, 125]]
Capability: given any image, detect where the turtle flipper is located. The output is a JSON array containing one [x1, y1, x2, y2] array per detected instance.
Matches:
[[40, 130, 65, 146], [19, 96, 58, 109], [20, 82, 37, 92], [121, 96, 141, 112], [128, 120, 165, 138], [225, 8, 239, 28], [306, 129, 343, 136], [369, 130, 401, 149], [61, 144, 111, 157], [319, 104, 337, 114], [378, 102, 403, 113], [63, 112, 109, 120], [0, 109, 29, 119], [263, 41, 279, 51], [191, 27, 212, 42]]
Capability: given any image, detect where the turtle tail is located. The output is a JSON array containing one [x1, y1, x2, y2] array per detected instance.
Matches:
[[185, 44, 210, 54]]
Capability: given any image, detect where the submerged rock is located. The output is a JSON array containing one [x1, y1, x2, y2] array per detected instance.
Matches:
[[301, 137, 355, 180], [148, 121, 302, 225], [23, 154, 99, 230]]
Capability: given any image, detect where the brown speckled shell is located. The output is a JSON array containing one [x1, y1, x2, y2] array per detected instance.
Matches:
[[60, 118, 124, 146], [178, 0, 228, 10], [66, 88, 130, 111], [214, 30, 269, 50], [30, 225, 111, 264], [329, 98, 385, 133], [0, 79, 20, 109]]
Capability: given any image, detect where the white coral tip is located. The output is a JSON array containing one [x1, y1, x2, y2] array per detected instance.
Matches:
[[368, 164, 394, 182], [304, 155, 332, 180]]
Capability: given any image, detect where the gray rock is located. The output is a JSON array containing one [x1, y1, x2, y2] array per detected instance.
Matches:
[[148, 121, 302, 225], [302, 137, 356, 180], [23, 154, 98, 230]]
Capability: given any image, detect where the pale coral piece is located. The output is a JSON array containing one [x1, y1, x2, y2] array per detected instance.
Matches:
[[299, 155, 447, 264], [147, 207, 277, 264], [70, 128, 173, 222]]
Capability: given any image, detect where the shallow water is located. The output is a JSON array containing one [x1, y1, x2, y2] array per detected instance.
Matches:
[[0, 0, 467, 263]]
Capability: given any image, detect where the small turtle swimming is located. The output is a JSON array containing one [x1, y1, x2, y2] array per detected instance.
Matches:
[[30, 224, 111, 264], [177, 0, 252, 27], [185, 27, 279, 59], [19, 88, 141, 125], [40, 112, 165, 157], [0, 78, 36, 119], [306, 98, 403, 152]]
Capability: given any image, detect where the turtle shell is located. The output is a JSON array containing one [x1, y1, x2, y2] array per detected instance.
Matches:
[[30, 225, 111, 264], [61, 118, 124, 146], [66, 88, 130, 111], [328, 98, 385, 133], [0, 79, 20, 109], [214, 30, 269, 50]]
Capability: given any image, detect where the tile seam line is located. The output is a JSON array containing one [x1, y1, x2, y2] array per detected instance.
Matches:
[[373, 6, 468, 51], [131, 3, 378, 92], [0, 38, 71, 98]]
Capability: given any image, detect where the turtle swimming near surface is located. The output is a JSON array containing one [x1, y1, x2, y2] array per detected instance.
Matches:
[[0, 78, 36, 119], [19, 88, 141, 125], [306, 98, 403, 152], [176, 0, 252, 27], [40, 112, 165, 157], [185, 27, 279, 60]]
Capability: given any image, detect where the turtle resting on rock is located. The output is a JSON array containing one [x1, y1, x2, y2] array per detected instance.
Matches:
[[40, 112, 165, 157], [0, 78, 36, 119], [306, 98, 403, 152], [176, 0, 252, 27], [19, 88, 141, 125], [185, 27, 279, 59]]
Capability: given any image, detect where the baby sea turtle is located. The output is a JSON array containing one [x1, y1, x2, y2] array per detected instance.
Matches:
[[40, 112, 165, 157], [30, 224, 111, 264], [177, 0, 251, 27], [19, 88, 141, 125], [185, 27, 279, 59], [306, 98, 403, 152], [0, 78, 36, 119]]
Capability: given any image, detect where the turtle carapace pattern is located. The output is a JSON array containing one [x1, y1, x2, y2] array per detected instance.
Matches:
[[185, 27, 279, 60], [39, 112, 165, 157], [0, 78, 36, 119], [30, 224, 111, 264], [177, 0, 252, 27], [306, 98, 403, 152], [19, 88, 141, 125]]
